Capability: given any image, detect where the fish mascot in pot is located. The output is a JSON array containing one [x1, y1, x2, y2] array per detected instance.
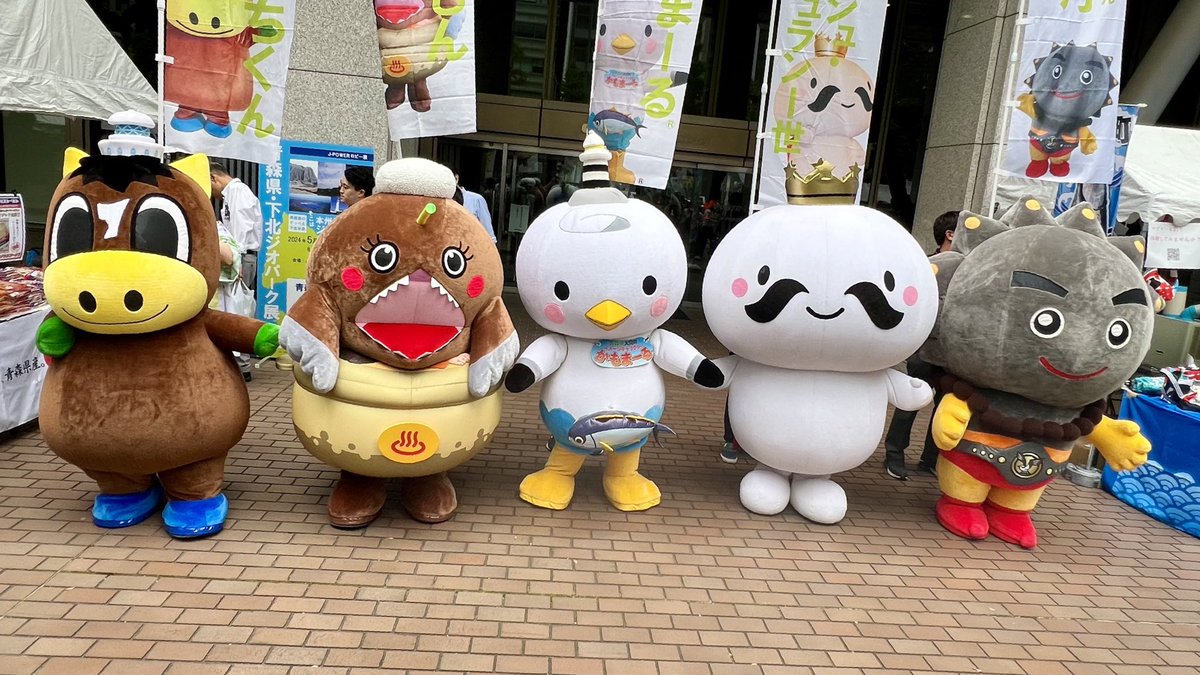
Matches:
[[504, 131, 724, 512], [702, 202, 938, 523], [923, 199, 1153, 548], [36, 112, 280, 538], [280, 158, 518, 528]]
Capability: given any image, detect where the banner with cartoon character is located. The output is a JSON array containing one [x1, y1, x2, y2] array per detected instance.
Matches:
[[1000, 0, 1126, 184], [754, 0, 887, 208], [375, 0, 476, 140], [162, 0, 297, 164], [1053, 103, 1140, 235], [257, 140, 376, 322], [586, 0, 703, 189]]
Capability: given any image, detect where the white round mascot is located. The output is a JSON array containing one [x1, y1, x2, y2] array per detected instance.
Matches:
[[702, 205, 938, 523], [505, 132, 724, 512]]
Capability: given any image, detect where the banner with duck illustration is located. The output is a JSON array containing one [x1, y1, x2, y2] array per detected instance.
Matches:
[[587, 0, 703, 189], [162, 0, 297, 164], [754, 0, 887, 208], [1000, 0, 1127, 184], [375, 0, 477, 140]]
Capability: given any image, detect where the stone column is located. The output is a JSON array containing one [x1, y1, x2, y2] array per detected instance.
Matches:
[[912, 0, 1020, 250], [283, 1, 391, 166], [1122, 0, 1200, 125]]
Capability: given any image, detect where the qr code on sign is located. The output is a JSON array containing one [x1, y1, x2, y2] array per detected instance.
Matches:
[[1168, 248, 1180, 262]]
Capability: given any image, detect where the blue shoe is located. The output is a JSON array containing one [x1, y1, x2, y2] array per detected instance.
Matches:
[[720, 442, 740, 464], [92, 484, 165, 528], [162, 493, 228, 539], [170, 114, 204, 133], [203, 120, 233, 138]]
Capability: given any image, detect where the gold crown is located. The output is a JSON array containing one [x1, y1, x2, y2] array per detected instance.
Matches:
[[814, 33, 848, 58], [785, 159, 860, 205]]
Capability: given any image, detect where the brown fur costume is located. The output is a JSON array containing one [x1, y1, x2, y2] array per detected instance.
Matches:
[[38, 150, 272, 532], [282, 157, 517, 527]]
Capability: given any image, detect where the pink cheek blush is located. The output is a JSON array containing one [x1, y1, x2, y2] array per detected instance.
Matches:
[[645, 39, 659, 55], [650, 296, 669, 317], [467, 275, 485, 298], [731, 278, 748, 298], [903, 286, 919, 307], [341, 267, 364, 292], [544, 303, 566, 324]]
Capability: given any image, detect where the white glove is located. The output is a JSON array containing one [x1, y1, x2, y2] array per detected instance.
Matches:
[[468, 331, 520, 398], [279, 316, 339, 394]]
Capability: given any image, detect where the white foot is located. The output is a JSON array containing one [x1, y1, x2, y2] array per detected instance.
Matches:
[[740, 468, 791, 515], [790, 477, 847, 524]]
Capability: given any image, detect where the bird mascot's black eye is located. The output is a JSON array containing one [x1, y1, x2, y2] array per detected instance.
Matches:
[[757, 265, 770, 285], [554, 281, 570, 301], [642, 276, 657, 295]]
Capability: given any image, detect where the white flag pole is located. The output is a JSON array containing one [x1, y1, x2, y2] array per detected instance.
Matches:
[[748, 0, 782, 213], [155, 0, 169, 149], [987, 0, 1030, 217]]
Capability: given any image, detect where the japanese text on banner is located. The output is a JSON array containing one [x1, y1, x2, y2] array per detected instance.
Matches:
[[587, 0, 702, 189]]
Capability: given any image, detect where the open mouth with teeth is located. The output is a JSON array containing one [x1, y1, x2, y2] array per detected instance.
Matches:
[[354, 268, 465, 360]]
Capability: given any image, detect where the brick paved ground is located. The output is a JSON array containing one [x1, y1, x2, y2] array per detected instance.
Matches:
[[2, 294, 1200, 674]]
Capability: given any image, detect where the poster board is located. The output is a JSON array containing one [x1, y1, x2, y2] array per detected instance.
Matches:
[[257, 141, 375, 322], [0, 195, 26, 264]]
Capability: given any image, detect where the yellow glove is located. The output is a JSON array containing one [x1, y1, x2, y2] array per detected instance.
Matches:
[[932, 394, 972, 451], [1017, 93, 1036, 118], [1088, 416, 1150, 472], [1079, 126, 1098, 155]]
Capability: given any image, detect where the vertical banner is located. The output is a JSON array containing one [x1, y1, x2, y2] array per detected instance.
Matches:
[[1000, 0, 1126, 184], [0, 194, 25, 264], [376, 0, 476, 140], [257, 140, 376, 322], [1054, 103, 1140, 235], [587, 0, 703, 189], [755, 1, 887, 208], [163, 0, 297, 164]]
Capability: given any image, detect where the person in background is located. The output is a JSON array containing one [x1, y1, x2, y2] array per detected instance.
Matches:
[[339, 166, 375, 207], [210, 159, 263, 379], [454, 171, 497, 242], [883, 209, 960, 480]]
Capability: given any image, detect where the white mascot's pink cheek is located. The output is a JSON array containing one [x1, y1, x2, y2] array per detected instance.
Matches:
[[731, 278, 748, 298], [544, 304, 566, 324]]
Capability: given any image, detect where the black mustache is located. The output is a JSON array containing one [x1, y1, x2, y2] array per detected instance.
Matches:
[[745, 279, 809, 323], [855, 86, 873, 111], [808, 85, 873, 113], [845, 282, 903, 330], [808, 85, 841, 113]]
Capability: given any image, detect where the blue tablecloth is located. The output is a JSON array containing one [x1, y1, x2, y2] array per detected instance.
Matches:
[[1103, 393, 1200, 538]]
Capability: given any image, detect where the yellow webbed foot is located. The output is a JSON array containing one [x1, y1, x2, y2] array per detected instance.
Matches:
[[1089, 416, 1151, 472], [932, 394, 972, 451], [603, 449, 661, 512], [519, 445, 585, 510]]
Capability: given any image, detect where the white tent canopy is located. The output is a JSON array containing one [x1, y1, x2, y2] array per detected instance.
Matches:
[[997, 125, 1200, 226], [0, 0, 156, 120]]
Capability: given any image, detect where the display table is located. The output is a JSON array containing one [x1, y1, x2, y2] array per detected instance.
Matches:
[[1103, 392, 1200, 539], [0, 305, 49, 433]]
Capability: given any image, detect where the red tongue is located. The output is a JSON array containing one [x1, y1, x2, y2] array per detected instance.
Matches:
[[361, 323, 459, 360], [377, 6, 419, 23]]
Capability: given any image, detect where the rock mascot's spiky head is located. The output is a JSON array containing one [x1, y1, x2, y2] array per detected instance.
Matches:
[[1026, 42, 1116, 127]]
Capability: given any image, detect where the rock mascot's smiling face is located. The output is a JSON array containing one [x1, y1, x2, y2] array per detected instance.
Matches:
[[516, 199, 688, 341], [305, 159, 503, 369], [702, 205, 938, 372], [934, 202, 1153, 409]]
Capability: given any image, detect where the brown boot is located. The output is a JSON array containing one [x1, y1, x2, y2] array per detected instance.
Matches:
[[399, 472, 457, 523], [328, 471, 387, 529]]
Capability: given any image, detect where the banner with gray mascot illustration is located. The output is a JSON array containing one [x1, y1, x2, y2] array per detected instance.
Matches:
[[587, 0, 702, 189], [756, 0, 887, 208], [1000, 0, 1126, 184]]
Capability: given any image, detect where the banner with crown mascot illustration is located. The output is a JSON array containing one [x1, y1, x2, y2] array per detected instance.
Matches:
[[754, 1, 886, 208], [1000, 0, 1126, 184]]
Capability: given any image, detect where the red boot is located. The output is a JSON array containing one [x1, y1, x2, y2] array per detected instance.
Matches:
[[936, 495, 989, 540], [983, 501, 1038, 549], [1049, 160, 1070, 177], [1026, 160, 1049, 178]]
